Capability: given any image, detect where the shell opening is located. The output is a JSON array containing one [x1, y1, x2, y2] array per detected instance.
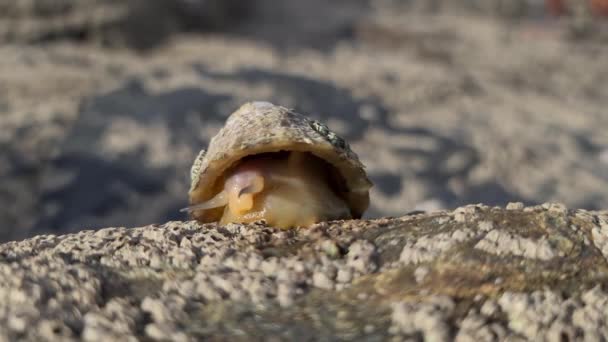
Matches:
[[190, 151, 352, 228]]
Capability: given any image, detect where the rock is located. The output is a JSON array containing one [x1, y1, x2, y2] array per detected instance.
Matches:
[[0, 203, 607, 340], [0, 0, 369, 50], [0, 0, 253, 49]]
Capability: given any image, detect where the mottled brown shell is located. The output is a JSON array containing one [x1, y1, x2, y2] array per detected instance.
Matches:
[[189, 101, 372, 223]]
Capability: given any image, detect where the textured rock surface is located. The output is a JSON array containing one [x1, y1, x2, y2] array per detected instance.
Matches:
[[1, 203, 608, 340]]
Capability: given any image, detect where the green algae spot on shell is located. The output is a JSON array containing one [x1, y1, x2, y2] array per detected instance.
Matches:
[[188, 101, 373, 224]]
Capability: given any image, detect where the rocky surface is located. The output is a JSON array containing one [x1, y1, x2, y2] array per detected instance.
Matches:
[[0, 0, 253, 49], [3, 2, 608, 340], [2, 1, 608, 242], [0, 203, 607, 340]]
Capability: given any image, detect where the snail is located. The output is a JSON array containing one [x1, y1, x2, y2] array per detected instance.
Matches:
[[182, 101, 372, 228]]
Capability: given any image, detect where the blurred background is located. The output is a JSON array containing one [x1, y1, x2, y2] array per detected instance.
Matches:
[[1, 0, 608, 242]]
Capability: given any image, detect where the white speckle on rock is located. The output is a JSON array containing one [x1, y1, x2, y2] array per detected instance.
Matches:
[[346, 240, 377, 274], [477, 220, 494, 232], [455, 312, 507, 342], [7, 315, 26, 333], [435, 216, 451, 225], [141, 296, 185, 324], [414, 266, 430, 283], [277, 281, 295, 308], [312, 271, 334, 290], [480, 300, 499, 316], [82, 298, 140, 341], [474, 229, 561, 261], [390, 297, 454, 340], [506, 202, 524, 210], [357, 292, 369, 300], [400, 229, 476, 265], [542, 203, 568, 215], [454, 212, 467, 223], [497, 288, 608, 340], [260, 258, 280, 276], [336, 268, 353, 283], [145, 323, 190, 342], [573, 285, 608, 337]]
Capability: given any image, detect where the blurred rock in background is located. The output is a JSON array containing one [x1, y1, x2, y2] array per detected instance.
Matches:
[[0, 0, 253, 49], [1, 0, 608, 241]]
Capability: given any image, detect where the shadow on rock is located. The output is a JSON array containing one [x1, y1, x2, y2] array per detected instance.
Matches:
[[32, 81, 231, 236], [365, 126, 531, 217], [23, 66, 532, 240]]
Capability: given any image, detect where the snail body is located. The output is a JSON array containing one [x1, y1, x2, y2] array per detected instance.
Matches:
[[184, 101, 372, 228]]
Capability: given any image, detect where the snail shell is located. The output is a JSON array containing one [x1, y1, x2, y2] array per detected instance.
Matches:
[[184, 101, 372, 228]]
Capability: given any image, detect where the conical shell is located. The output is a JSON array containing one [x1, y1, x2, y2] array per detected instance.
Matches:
[[188, 101, 372, 223]]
